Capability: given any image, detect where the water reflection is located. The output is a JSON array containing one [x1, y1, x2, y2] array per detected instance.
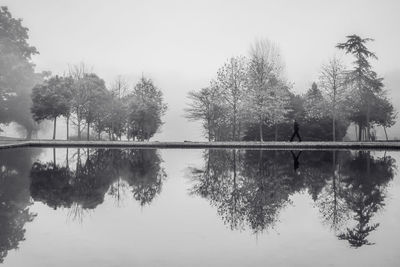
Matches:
[[0, 147, 396, 264], [187, 149, 396, 248], [0, 149, 39, 263], [0, 148, 167, 262], [30, 148, 167, 210], [290, 150, 302, 173]]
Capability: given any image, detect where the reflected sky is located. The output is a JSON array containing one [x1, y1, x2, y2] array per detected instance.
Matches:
[[0, 148, 399, 266]]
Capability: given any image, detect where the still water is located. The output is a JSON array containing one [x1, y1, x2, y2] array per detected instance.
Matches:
[[0, 148, 399, 266]]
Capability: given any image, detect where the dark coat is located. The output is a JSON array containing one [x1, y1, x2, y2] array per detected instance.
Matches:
[[294, 121, 299, 131]]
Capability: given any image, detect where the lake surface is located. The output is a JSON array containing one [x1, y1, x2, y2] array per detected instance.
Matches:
[[0, 148, 399, 266]]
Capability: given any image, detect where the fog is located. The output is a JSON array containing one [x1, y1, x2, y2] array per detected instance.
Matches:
[[2, 0, 400, 140]]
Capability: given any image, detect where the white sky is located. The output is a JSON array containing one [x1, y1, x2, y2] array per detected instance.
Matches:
[[3, 0, 400, 140]]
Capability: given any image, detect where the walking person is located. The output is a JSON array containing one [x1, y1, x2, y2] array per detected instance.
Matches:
[[290, 119, 302, 142]]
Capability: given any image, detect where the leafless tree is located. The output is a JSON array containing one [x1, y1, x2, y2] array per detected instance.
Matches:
[[246, 39, 285, 141], [68, 63, 92, 140], [319, 57, 347, 141], [216, 56, 248, 140]]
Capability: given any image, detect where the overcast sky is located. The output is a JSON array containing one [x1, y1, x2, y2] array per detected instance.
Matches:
[[3, 0, 400, 140]]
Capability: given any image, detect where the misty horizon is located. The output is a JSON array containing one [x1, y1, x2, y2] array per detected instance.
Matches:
[[1, 0, 400, 141]]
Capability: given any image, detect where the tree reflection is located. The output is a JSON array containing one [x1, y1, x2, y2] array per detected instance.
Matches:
[[30, 148, 166, 213], [242, 150, 300, 233], [189, 150, 247, 230], [189, 149, 300, 233], [0, 145, 394, 265], [0, 148, 40, 263], [315, 151, 349, 231], [336, 151, 395, 247], [188, 149, 395, 247]]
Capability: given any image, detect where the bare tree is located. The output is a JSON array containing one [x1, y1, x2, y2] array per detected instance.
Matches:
[[216, 56, 248, 141], [111, 76, 130, 99], [110, 76, 130, 140], [185, 85, 227, 141], [268, 79, 291, 141], [68, 63, 92, 140], [319, 57, 347, 141], [246, 39, 284, 141]]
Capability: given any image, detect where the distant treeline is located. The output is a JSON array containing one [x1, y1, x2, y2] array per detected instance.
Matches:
[[185, 38, 396, 141], [0, 6, 167, 141], [31, 70, 167, 141]]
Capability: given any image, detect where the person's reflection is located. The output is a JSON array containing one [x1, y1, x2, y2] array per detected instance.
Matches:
[[290, 150, 302, 174]]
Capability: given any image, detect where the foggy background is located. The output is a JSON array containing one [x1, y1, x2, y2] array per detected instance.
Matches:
[[2, 0, 400, 141]]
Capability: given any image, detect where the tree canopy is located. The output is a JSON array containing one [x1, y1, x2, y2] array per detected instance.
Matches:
[[0, 6, 42, 137]]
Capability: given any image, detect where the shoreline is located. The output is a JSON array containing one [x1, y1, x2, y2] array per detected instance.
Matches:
[[1, 140, 400, 150]]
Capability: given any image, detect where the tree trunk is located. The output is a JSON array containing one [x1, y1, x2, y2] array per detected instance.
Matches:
[[366, 102, 371, 141], [354, 125, 358, 141], [383, 126, 388, 141], [238, 121, 241, 141], [332, 115, 336, 141], [87, 122, 90, 141], [66, 116, 70, 140], [233, 106, 236, 141], [259, 120, 263, 142], [77, 108, 81, 140], [333, 90, 336, 142], [53, 117, 57, 140], [207, 118, 212, 141], [26, 128, 32, 140], [358, 124, 362, 141], [98, 130, 101, 140], [274, 124, 278, 141]]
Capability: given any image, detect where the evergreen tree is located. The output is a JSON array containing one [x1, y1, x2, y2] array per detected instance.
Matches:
[[337, 35, 384, 140]]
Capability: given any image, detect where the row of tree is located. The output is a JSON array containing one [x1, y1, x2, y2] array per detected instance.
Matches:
[[185, 37, 396, 141], [31, 69, 167, 141], [1, 6, 167, 140]]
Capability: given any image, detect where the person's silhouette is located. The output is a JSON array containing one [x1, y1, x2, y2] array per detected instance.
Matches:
[[290, 150, 302, 173], [290, 120, 302, 142]]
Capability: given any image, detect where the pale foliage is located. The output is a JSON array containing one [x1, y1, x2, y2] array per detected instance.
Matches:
[[215, 56, 248, 140], [246, 39, 289, 140]]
